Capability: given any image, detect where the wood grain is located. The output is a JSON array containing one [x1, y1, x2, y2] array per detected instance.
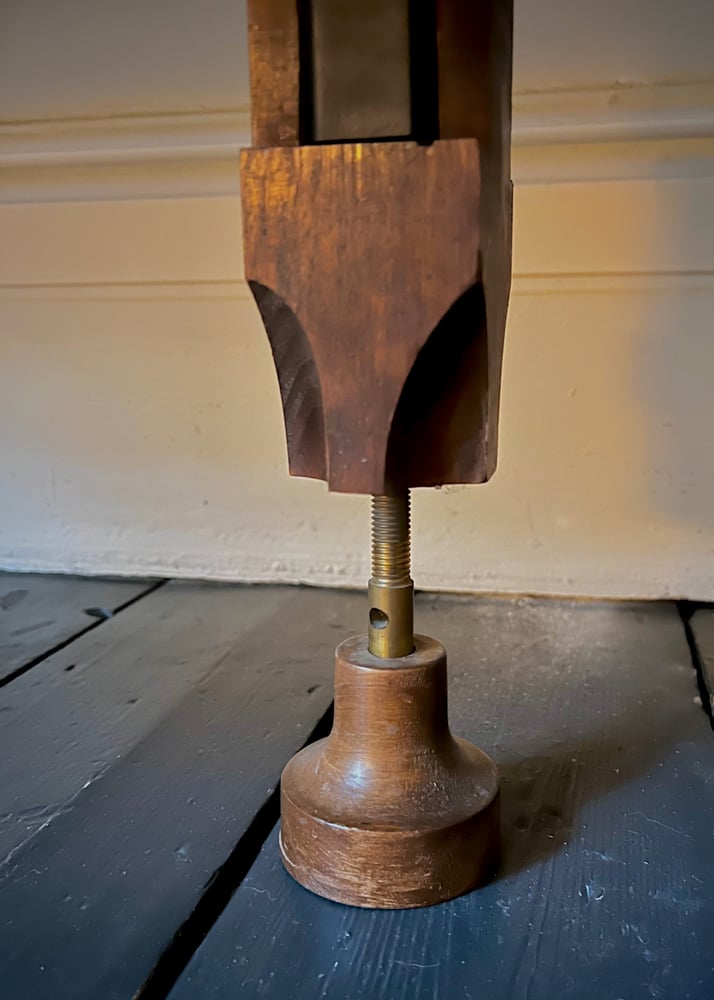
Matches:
[[436, 0, 514, 474], [246, 0, 301, 147], [281, 634, 499, 907], [170, 598, 713, 1000], [0, 572, 152, 684], [241, 1, 513, 494], [241, 139, 487, 493], [0, 583, 363, 1000]]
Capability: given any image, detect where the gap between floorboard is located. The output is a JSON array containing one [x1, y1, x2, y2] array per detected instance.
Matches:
[[0, 578, 168, 690], [677, 600, 714, 729], [135, 701, 335, 1000]]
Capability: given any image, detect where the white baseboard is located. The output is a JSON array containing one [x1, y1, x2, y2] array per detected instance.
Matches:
[[1, 80, 713, 201]]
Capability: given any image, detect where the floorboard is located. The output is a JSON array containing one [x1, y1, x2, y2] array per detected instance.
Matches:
[[0, 582, 362, 1000], [0, 571, 153, 684], [169, 597, 714, 1000]]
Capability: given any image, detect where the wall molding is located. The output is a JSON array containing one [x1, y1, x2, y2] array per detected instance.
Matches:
[[3, 273, 714, 303], [0, 108, 252, 169], [512, 79, 714, 145], [1, 80, 713, 200]]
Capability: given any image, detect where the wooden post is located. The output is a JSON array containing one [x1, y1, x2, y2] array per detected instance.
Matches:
[[240, 0, 513, 907]]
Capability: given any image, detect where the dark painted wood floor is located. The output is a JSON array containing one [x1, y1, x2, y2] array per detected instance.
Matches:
[[0, 572, 711, 1000]]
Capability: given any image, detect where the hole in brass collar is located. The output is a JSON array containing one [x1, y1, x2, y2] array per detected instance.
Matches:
[[369, 608, 389, 629]]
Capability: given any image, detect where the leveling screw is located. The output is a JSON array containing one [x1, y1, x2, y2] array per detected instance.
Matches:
[[368, 492, 415, 658]]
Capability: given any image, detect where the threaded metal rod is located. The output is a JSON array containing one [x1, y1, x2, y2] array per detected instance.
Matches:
[[371, 494, 411, 582], [368, 492, 414, 658]]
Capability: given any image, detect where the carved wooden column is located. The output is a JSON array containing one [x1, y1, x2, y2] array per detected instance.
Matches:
[[240, 0, 513, 908]]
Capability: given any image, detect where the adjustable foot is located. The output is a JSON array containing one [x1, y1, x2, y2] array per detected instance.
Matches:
[[280, 633, 499, 908]]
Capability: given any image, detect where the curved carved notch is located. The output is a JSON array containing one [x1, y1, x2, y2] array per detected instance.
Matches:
[[385, 283, 489, 490], [249, 282, 326, 481]]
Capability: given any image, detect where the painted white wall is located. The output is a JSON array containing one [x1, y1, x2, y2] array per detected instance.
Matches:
[[3, 0, 714, 120], [1, 2, 714, 599]]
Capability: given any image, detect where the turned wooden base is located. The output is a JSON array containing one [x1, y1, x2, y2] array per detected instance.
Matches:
[[280, 634, 499, 908]]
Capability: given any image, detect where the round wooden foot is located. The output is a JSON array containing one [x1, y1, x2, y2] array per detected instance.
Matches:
[[280, 634, 499, 908]]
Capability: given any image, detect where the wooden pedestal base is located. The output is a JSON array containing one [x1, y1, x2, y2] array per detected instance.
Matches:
[[280, 634, 500, 908]]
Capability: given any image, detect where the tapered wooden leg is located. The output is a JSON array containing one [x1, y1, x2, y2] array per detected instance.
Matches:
[[243, 0, 514, 910]]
